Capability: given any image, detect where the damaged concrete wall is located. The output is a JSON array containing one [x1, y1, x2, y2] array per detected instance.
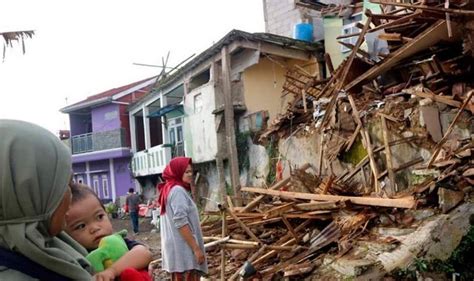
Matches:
[[323, 17, 345, 69], [242, 57, 290, 122], [183, 82, 219, 163], [193, 160, 221, 211], [245, 140, 270, 188]]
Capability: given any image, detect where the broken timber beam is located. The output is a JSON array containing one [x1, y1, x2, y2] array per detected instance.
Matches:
[[264, 202, 295, 219], [227, 208, 262, 243], [403, 88, 463, 108], [242, 187, 416, 209], [295, 201, 341, 211], [228, 245, 268, 281], [240, 163, 311, 213], [370, 0, 474, 15], [368, 11, 422, 34], [381, 115, 397, 192], [345, 20, 458, 92], [428, 90, 474, 167], [282, 215, 300, 242], [204, 236, 230, 249]]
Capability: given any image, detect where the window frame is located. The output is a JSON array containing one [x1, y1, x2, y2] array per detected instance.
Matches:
[[92, 176, 100, 197], [101, 175, 109, 198], [341, 12, 363, 53]]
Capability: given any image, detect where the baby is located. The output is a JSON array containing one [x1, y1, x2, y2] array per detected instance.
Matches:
[[0, 119, 93, 280], [65, 183, 152, 281]]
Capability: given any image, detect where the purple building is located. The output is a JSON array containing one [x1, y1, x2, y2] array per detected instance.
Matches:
[[60, 77, 156, 202]]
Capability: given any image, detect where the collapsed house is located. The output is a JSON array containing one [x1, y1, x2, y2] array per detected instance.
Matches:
[[192, 1, 474, 280]]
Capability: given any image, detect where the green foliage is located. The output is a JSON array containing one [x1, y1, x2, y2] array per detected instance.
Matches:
[[389, 225, 474, 280], [225, 181, 233, 196], [265, 137, 279, 185], [391, 267, 417, 280], [414, 259, 428, 272], [236, 130, 251, 172], [105, 202, 118, 214], [341, 137, 367, 165], [427, 224, 474, 280]]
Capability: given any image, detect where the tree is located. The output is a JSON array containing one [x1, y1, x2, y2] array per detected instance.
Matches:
[[1, 30, 35, 61]]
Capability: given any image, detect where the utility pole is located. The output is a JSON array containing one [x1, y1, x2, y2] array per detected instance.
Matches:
[[221, 46, 242, 206]]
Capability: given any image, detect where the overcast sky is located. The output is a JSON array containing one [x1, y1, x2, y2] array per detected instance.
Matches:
[[0, 0, 264, 133]]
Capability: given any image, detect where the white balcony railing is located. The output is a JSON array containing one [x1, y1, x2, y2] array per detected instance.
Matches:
[[131, 144, 172, 177]]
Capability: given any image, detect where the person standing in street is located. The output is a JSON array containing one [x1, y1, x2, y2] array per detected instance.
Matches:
[[158, 157, 208, 280], [126, 188, 140, 235]]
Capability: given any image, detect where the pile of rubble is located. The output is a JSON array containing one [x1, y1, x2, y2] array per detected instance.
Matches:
[[202, 0, 474, 279]]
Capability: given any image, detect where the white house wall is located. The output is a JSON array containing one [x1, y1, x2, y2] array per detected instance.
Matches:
[[184, 83, 218, 163]]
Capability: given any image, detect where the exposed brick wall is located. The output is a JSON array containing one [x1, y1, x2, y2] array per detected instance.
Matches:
[[263, 0, 331, 41]]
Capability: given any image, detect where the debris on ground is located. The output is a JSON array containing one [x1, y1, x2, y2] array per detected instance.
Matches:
[[199, 0, 474, 279]]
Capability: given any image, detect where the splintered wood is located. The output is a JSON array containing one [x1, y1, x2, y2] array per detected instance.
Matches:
[[203, 0, 473, 279]]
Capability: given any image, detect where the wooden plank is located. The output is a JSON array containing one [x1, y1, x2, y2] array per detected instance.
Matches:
[[282, 215, 299, 242], [428, 90, 474, 167], [378, 33, 403, 41], [363, 130, 380, 193], [339, 136, 419, 183], [322, 175, 336, 194], [368, 11, 421, 34], [227, 209, 262, 243], [347, 94, 379, 193], [295, 201, 341, 211], [403, 88, 462, 108], [345, 20, 458, 92], [325, 53, 334, 74], [253, 220, 312, 267], [264, 202, 295, 219], [345, 124, 361, 152], [295, 64, 313, 77], [226, 195, 235, 212], [284, 213, 332, 219], [377, 112, 402, 123], [445, 0, 452, 38], [381, 115, 397, 192], [204, 236, 230, 249], [338, 41, 373, 61], [320, 17, 372, 130], [220, 207, 227, 281], [253, 238, 297, 266], [221, 45, 242, 205], [229, 245, 268, 281], [302, 89, 308, 112], [240, 163, 311, 213], [222, 244, 294, 250], [242, 187, 416, 209], [370, 0, 474, 15], [340, 16, 372, 87], [247, 217, 282, 227]]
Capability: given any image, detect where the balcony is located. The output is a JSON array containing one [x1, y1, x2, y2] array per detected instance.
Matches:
[[71, 128, 128, 154], [131, 144, 172, 177]]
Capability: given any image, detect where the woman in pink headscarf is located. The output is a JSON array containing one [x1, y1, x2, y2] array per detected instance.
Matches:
[[157, 157, 208, 281]]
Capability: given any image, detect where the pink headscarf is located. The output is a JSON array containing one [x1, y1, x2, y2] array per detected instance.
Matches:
[[157, 157, 192, 214]]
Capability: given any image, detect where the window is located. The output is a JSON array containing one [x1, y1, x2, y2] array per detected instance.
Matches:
[[102, 175, 109, 198], [168, 117, 185, 157], [92, 176, 100, 197], [341, 13, 363, 53], [189, 69, 210, 91], [194, 94, 203, 113]]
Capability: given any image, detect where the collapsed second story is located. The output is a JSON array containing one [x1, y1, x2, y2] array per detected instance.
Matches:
[[128, 29, 323, 178], [60, 77, 157, 162]]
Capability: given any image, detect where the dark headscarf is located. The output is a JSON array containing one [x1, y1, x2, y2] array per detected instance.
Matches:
[[157, 157, 192, 214]]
